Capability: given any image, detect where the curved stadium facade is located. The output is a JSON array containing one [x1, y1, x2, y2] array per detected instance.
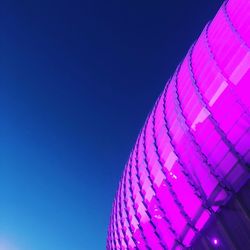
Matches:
[[107, 0, 250, 249]]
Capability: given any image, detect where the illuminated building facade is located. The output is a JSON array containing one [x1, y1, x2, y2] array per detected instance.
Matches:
[[107, 0, 250, 249]]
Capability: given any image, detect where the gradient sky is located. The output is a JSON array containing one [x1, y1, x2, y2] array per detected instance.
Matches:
[[0, 0, 223, 249]]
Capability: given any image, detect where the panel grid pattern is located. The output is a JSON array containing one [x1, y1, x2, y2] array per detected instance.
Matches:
[[107, 0, 250, 248]]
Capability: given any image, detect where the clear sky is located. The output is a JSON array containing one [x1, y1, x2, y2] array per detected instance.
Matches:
[[0, 0, 223, 249]]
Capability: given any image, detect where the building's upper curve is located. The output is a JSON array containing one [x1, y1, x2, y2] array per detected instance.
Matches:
[[107, 0, 250, 249]]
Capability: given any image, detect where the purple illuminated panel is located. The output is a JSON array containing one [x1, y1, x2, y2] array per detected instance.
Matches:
[[107, 0, 250, 249]]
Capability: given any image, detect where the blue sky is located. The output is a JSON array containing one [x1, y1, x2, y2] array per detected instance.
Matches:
[[0, 0, 223, 249]]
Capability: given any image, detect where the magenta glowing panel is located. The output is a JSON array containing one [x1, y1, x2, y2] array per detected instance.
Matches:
[[107, 0, 250, 249]]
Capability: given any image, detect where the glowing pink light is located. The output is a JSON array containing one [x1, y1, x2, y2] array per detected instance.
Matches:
[[213, 238, 218, 245]]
